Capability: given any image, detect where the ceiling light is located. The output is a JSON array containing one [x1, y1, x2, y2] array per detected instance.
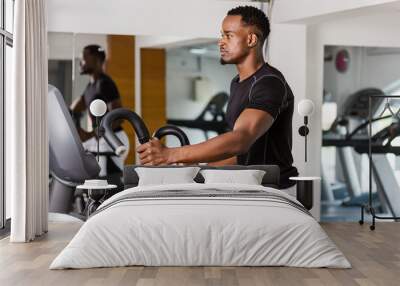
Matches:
[[190, 48, 207, 55]]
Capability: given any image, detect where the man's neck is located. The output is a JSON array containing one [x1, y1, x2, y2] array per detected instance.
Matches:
[[89, 71, 103, 83], [236, 53, 265, 82]]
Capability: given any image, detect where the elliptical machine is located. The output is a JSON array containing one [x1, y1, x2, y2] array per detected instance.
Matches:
[[322, 88, 400, 219], [48, 85, 189, 219]]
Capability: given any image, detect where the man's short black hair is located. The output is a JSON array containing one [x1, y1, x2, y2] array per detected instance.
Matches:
[[227, 6, 270, 44], [84, 44, 106, 63]]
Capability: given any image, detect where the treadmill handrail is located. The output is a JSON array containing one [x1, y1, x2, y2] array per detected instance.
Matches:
[[345, 114, 392, 140]]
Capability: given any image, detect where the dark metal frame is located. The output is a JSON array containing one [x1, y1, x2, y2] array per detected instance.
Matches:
[[359, 95, 400, 230], [0, 0, 14, 230]]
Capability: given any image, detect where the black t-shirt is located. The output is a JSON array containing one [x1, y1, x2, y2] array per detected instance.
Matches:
[[225, 63, 298, 188], [82, 73, 120, 129]]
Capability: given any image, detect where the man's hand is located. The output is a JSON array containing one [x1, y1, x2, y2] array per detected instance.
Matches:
[[137, 138, 173, 165]]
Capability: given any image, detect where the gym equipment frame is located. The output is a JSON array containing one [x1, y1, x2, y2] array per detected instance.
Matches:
[[359, 95, 400, 230]]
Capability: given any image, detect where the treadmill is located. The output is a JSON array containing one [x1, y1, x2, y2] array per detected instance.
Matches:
[[322, 88, 400, 218]]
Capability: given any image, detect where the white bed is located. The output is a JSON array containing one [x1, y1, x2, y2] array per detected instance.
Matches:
[[50, 183, 351, 269]]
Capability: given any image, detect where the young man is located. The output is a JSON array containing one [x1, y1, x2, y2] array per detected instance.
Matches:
[[137, 6, 298, 192], [70, 44, 128, 176]]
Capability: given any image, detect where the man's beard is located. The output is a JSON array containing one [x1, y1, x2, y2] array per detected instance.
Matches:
[[220, 56, 237, 65], [80, 67, 92, 75]]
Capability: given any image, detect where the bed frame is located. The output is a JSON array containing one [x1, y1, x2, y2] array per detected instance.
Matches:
[[123, 165, 280, 189]]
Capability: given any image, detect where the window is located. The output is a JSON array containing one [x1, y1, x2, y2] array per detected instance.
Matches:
[[5, 0, 13, 33], [0, 0, 14, 230]]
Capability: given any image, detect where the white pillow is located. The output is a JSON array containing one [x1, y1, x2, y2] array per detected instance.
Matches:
[[135, 167, 201, 186], [200, 169, 266, 185]]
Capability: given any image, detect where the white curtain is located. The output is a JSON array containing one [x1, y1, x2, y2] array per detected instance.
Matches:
[[7, 0, 49, 242], [263, 0, 274, 61]]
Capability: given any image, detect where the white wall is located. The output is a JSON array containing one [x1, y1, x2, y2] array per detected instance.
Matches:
[[273, 0, 399, 24], [324, 46, 400, 112], [48, 32, 108, 60], [323, 46, 364, 114], [267, 23, 326, 218], [361, 48, 400, 91]]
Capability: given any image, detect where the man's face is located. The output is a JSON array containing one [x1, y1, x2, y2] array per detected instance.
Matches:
[[79, 49, 96, 75], [218, 15, 253, 65]]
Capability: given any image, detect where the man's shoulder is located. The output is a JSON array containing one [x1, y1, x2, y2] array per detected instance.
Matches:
[[262, 63, 284, 76], [98, 73, 116, 86], [250, 64, 289, 94], [97, 73, 119, 93], [256, 64, 285, 82], [252, 74, 285, 92]]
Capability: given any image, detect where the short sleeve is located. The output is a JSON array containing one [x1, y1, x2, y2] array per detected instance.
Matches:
[[246, 76, 285, 119], [98, 79, 120, 103]]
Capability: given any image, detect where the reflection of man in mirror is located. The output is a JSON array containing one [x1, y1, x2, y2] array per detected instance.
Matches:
[[137, 6, 298, 193], [70, 44, 128, 176]]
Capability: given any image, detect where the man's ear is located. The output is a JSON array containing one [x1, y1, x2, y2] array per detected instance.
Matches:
[[248, 33, 258, 48]]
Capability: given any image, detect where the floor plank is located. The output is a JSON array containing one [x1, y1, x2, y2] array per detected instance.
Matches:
[[0, 222, 399, 286]]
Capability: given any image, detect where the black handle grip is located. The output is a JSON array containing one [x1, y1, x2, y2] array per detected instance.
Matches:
[[153, 125, 190, 146], [100, 108, 151, 155]]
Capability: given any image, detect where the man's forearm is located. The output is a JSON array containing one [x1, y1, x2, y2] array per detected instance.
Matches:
[[78, 128, 95, 142], [70, 95, 85, 113], [169, 131, 250, 164], [137, 108, 274, 166]]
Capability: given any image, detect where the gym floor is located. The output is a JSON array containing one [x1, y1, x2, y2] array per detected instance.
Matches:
[[1, 222, 399, 286], [321, 203, 366, 222]]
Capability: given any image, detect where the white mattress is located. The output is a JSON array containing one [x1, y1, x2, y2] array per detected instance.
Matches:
[[50, 183, 351, 269]]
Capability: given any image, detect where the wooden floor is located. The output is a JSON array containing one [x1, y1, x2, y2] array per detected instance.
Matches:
[[0, 222, 399, 286]]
